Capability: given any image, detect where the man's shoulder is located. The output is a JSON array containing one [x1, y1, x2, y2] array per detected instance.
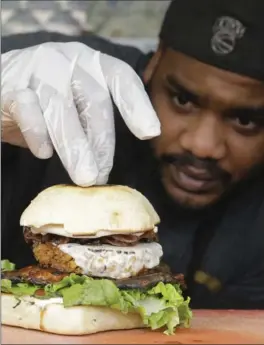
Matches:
[[2, 31, 145, 69]]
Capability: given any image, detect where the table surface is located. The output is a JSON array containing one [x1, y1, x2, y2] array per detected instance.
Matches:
[[2, 310, 264, 344]]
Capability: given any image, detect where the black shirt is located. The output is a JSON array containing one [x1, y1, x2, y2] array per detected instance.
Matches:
[[2, 32, 264, 309]]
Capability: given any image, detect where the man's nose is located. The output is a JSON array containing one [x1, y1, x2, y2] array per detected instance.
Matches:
[[179, 113, 226, 160]]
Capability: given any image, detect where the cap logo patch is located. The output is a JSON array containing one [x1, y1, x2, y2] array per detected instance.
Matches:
[[211, 16, 246, 55]]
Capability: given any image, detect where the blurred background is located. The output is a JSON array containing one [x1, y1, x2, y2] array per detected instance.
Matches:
[[2, 0, 170, 52]]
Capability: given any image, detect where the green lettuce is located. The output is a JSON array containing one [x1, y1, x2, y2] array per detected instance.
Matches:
[[1, 279, 39, 296], [1, 261, 192, 334], [1, 259, 16, 272]]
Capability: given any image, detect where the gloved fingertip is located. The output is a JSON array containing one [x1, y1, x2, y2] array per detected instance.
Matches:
[[71, 170, 98, 187], [95, 175, 109, 185], [34, 142, 54, 159], [73, 178, 97, 187], [135, 121, 161, 140], [140, 125, 161, 140]]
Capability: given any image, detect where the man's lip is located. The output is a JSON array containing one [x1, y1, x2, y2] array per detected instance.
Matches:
[[181, 166, 214, 181], [168, 165, 218, 193]]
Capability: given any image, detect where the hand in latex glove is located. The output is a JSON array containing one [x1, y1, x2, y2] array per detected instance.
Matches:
[[1, 42, 160, 185]]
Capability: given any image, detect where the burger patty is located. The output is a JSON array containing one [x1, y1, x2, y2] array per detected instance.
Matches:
[[31, 241, 163, 278], [2, 266, 68, 285], [32, 242, 82, 274], [1, 264, 186, 290], [24, 227, 158, 247]]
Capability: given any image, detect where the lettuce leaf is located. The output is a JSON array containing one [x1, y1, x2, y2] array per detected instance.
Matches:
[[1, 260, 16, 272], [1, 279, 39, 296], [1, 261, 192, 334], [60, 278, 121, 307], [118, 282, 192, 335]]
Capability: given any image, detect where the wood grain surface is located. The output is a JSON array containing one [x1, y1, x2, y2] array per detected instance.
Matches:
[[2, 310, 264, 344]]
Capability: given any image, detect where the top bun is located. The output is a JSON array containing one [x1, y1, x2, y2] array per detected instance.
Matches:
[[20, 185, 160, 236]]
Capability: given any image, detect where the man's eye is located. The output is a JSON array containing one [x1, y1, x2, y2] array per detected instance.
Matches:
[[171, 92, 194, 113], [232, 116, 258, 130]]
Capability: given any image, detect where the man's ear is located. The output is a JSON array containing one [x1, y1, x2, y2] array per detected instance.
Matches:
[[143, 42, 164, 84]]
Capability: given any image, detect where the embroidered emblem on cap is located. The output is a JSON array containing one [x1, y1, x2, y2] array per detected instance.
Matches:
[[211, 16, 246, 55]]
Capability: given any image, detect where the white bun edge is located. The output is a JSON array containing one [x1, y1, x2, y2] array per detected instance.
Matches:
[[2, 293, 145, 335]]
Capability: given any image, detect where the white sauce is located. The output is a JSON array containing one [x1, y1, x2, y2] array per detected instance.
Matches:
[[22, 296, 63, 308], [57, 242, 163, 279], [31, 225, 156, 238]]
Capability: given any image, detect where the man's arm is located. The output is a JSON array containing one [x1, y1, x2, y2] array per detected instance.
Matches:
[[1, 32, 158, 266]]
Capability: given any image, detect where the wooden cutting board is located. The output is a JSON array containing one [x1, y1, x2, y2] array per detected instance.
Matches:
[[2, 310, 264, 344]]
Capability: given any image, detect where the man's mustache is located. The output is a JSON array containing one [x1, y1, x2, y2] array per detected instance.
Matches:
[[160, 152, 230, 181]]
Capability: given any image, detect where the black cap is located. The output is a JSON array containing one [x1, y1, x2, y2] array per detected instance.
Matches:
[[159, 0, 264, 81]]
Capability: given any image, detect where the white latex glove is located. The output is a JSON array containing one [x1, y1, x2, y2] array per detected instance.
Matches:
[[1, 42, 160, 186]]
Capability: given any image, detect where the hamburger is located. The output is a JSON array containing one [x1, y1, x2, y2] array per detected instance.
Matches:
[[1, 185, 192, 335]]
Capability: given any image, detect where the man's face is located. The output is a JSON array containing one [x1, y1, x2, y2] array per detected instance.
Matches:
[[144, 48, 264, 209]]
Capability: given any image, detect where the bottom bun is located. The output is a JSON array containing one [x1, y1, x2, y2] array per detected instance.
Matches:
[[1, 294, 145, 335]]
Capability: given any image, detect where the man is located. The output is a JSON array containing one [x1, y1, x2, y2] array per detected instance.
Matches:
[[2, 0, 264, 309]]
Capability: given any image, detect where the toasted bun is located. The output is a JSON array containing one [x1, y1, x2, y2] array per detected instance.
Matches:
[[2, 294, 144, 335], [20, 185, 160, 236]]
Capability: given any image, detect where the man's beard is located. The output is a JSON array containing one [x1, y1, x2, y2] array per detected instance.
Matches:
[[161, 151, 231, 185], [158, 151, 264, 210]]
